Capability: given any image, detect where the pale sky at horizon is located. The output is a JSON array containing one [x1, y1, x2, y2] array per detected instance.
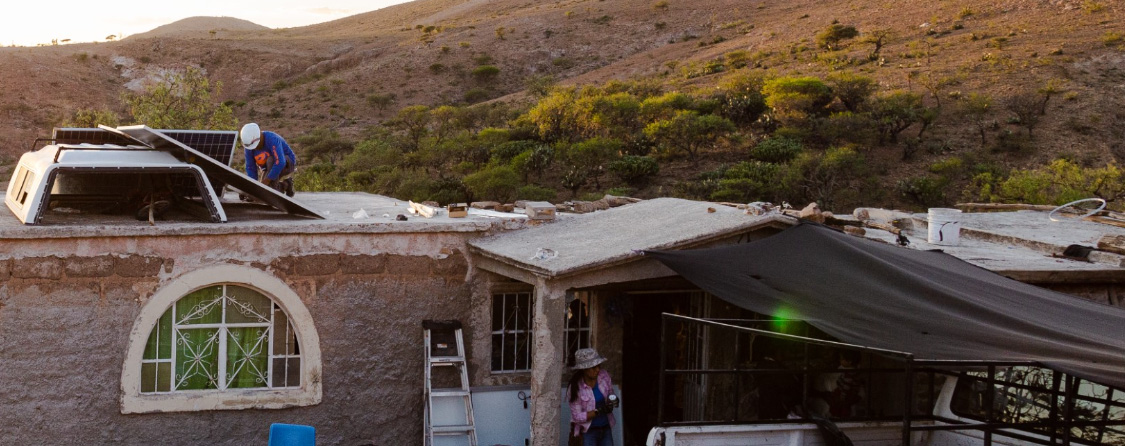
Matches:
[[0, 1, 412, 47]]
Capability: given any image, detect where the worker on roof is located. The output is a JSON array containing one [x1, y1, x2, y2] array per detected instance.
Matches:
[[240, 123, 297, 197]]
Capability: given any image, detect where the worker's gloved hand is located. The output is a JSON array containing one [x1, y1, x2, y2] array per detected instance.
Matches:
[[261, 178, 274, 187]]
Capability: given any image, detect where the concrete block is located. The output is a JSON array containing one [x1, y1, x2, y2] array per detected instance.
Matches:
[[0, 258, 10, 280], [114, 255, 164, 278], [293, 254, 342, 276], [65, 256, 115, 278], [433, 253, 468, 277], [384, 255, 434, 276], [524, 201, 556, 220], [11, 256, 63, 279], [340, 254, 386, 275]]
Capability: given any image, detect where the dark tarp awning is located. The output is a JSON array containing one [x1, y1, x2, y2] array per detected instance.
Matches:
[[646, 223, 1125, 389]]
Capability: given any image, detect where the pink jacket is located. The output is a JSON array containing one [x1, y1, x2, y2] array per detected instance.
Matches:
[[568, 369, 616, 437]]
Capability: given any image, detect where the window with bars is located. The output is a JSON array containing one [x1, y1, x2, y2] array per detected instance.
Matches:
[[140, 284, 301, 393], [564, 292, 592, 367], [491, 291, 533, 372]]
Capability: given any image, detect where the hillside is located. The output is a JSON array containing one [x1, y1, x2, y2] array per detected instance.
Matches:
[[127, 16, 270, 40], [0, 0, 1123, 211]]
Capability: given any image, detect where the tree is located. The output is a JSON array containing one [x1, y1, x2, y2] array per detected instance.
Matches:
[[565, 138, 622, 189], [292, 128, 354, 163], [816, 24, 859, 51], [860, 28, 892, 61], [826, 72, 876, 113], [1037, 79, 1066, 115], [762, 76, 833, 126], [1005, 92, 1041, 137], [713, 73, 767, 126], [869, 90, 925, 145], [643, 110, 735, 163], [783, 145, 867, 209], [960, 93, 992, 145], [526, 88, 582, 142], [976, 159, 1125, 208], [63, 107, 121, 128], [471, 65, 501, 83], [387, 105, 431, 152], [122, 66, 236, 130], [463, 165, 520, 202]]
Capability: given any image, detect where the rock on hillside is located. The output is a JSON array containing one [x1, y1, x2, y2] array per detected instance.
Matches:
[[128, 16, 269, 39]]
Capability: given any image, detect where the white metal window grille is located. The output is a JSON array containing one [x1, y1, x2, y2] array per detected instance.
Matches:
[[140, 284, 301, 393], [564, 292, 592, 367], [491, 291, 534, 372]]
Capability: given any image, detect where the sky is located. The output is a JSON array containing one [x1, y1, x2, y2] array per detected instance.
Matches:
[[0, 0, 412, 47]]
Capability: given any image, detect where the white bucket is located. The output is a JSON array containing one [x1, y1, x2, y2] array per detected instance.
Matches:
[[927, 208, 962, 246]]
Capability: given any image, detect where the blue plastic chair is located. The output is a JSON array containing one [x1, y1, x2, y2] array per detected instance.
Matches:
[[268, 423, 315, 446]]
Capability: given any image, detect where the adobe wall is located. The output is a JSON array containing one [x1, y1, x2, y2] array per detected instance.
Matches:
[[0, 231, 478, 445]]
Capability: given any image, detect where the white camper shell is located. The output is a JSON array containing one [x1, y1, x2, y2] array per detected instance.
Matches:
[[5, 143, 225, 224]]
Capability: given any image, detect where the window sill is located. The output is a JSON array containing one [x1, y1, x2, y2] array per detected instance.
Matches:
[[121, 385, 321, 414]]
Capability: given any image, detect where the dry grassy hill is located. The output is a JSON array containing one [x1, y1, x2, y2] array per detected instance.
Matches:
[[1, 0, 1122, 208]]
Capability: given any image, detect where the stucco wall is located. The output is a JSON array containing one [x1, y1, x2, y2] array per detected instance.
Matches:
[[0, 231, 477, 445]]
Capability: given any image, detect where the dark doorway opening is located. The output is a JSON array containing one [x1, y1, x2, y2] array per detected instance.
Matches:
[[620, 291, 696, 445]]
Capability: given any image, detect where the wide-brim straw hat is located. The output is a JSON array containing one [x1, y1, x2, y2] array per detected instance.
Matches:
[[572, 348, 607, 370]]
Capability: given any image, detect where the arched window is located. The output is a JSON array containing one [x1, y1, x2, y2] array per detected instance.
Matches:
[[122, 266, 321, 413], [140, 284, 301, 393]]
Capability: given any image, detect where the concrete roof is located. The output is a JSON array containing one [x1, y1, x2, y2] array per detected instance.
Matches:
[[0, 191, 527, 239], [468, 198, 795, 279], [857, 209, 1125, 280]]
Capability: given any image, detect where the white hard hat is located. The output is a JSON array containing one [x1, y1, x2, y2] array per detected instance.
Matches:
[[240, 123, 262, 150]]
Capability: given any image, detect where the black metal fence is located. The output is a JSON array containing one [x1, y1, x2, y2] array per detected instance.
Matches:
[[656, 313, 1125, 446]]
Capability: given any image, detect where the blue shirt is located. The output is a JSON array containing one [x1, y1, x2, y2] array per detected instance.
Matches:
[[591, 383, 609, 427], [244, 131, 296, 181]]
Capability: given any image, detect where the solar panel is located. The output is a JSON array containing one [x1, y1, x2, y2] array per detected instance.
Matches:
[[104, 125, 323, 220], [54, 128, 234, 162], [53, 128, 238, 197]]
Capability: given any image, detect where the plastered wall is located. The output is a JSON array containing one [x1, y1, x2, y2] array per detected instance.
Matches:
[[0, 231, 478, 445]]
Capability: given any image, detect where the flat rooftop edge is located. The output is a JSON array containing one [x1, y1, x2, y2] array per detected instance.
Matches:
[[0, 192, 527, 239]]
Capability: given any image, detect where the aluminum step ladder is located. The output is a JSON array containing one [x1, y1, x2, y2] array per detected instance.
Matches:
[[423, 320, 478, 446]]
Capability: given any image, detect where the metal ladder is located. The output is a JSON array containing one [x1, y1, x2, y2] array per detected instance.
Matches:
[[423, 320, 478, 446]]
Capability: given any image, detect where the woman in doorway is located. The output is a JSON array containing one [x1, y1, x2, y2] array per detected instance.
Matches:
[[568, 348, 617, 446]]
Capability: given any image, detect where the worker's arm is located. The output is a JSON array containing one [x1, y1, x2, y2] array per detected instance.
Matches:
[[264, 132, 291, 180], [244, 148, 258, 180]]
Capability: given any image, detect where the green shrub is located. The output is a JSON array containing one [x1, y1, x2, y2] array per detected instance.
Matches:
[[608, 155, 660, 185], [463, 165, 521, 202], [491, 140, 537, 164], [517, 184, 558, 201], [750, 137, 803, 163], [552, 57, 576, 69], [762, 76, 833, 124], [511, 144, 555, 181], [653, 0, 669, 10], [471, 65, 501, 82], [816, 24, 859, 50], [712, 161, 782, 203], [896, 175, 949, 208], [429, 63, 446, 73], [1103, 31, 1123, 46], [463, 88, 490, 103]]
